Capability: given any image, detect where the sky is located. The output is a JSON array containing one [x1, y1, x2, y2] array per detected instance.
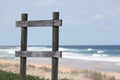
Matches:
[[0, 0, 120, 45]]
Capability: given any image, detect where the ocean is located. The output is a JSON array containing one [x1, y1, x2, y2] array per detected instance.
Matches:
[[0, 45, 120, 63]]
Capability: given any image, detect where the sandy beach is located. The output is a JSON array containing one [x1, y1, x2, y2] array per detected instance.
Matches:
[[0, 58, 120, 80], [26, 58, 120, 73]]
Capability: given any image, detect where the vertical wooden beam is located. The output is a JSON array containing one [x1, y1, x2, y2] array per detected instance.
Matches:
[[20, 13, 28, 80], [52, 12, 59, 80]]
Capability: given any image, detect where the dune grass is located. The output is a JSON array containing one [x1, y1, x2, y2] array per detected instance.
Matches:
[[0, 70, 73, 80], [0, 60, 118, 80], [0, 69, 116, 80], [0, 70, 48, 80]]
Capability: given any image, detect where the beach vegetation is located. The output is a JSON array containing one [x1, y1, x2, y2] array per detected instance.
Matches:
[[0, 70, 73, 80], [85, 71, 116, 80], [0, 70, 47, 80], [0, 62, 117, 80], [39, 66, 51, 72], [60, 78, 73, 80], [70, 70, 79, 75], [90, 71, 102, 80], [109, 76, 116, 80]]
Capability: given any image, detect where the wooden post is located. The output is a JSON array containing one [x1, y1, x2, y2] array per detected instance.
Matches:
[[52, 12, 59, 80], [20, 13, 28, 80], [16, 12, 62, 80]]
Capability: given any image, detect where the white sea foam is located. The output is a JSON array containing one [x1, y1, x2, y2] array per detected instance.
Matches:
[[62, 52, 120, 62], [8, 50, 15, 54], [59, 47, 70, 51], [92, 53, 108, 57], [92, 54, 102, 57], [0, 48, 17, 54], [28, 47, 51, 51], [0, 46, 120, 63], [88, 48, 93, 51], [97, 50, 104, 53]]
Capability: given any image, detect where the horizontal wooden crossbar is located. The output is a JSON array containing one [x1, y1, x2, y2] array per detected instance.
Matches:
[[15, 51, 62, 58], [16, 20, 62, 27]]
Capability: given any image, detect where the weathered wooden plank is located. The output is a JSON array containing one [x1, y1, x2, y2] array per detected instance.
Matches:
[[20, 13, 28, 80], [52, 12, 59, 80], [15, 51, 62, 58], [16, 20, 62, 27]]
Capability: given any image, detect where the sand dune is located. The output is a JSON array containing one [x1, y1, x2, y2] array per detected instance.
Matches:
[[0, 59, 120, 80]]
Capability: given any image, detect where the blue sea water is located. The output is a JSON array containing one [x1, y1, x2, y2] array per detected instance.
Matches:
[[0, 45, 120, 63], [60, 45, 120, 62]]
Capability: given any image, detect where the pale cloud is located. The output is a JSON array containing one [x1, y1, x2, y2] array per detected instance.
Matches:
[[105, 7, 120, 17], [34, 0, 55, 7], [93, 7, 120, 20], [100, 23, 113, 30], [64, 19, 83, 26], [93, 14, 105, 20], [79, 9, 92, 14], [113, 7, 120, 16]]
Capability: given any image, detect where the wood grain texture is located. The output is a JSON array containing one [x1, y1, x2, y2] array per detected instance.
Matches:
[[15, 51, 62, 58], [52, 12, 59, 80], [20, 13, 28, 80], [16, 20, 62, 27]]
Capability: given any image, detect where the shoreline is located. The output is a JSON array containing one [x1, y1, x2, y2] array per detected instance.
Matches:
[[0, 58, 120, 79]]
